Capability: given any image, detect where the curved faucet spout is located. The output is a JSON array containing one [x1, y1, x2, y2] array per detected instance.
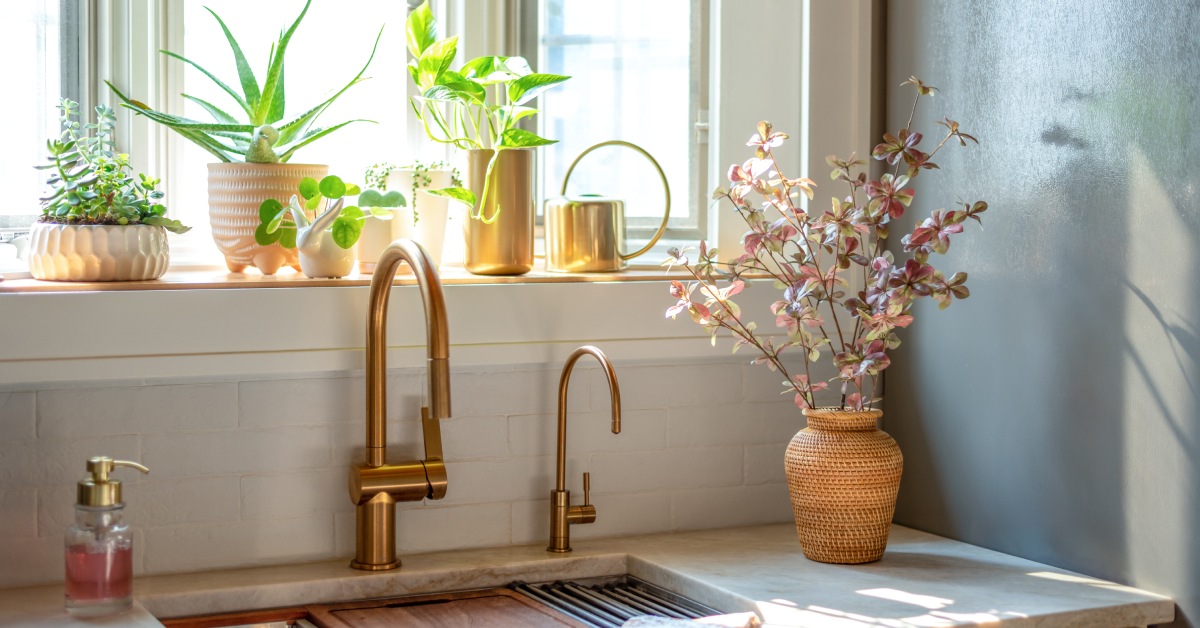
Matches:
[[555, 346, 621, 492], [365, 239, 451, 468]]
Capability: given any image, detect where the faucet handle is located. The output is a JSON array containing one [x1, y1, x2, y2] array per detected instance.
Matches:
[[568, 472, 597, 526], [582, 472, 591, 507]]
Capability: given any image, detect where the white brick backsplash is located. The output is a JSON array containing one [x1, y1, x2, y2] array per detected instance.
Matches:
[[590, 447, 744, 493], [667, 401, 801, 448], [670, 483, 793, 530], [439, 456, 554, 505], [239, 374, 424, 427], [744, 443, 788, 485], [511, 491, 672, 547], [241, 469, 347, 520], [38, 383, 237, 438], [0, 489, 36, 538], [395, 503, 511, 553], [593, 363, 744, 411], [0, 392, 35, 441], [508, 409, 667, 458], [441, 415, 510, 460], [143, 427, 330, 478], [0, 435, 140, 486], [38, 477, 242, 537], [0, 535, 63, 588], [451, 368, 587, 418], [144, 517, 335, 574]]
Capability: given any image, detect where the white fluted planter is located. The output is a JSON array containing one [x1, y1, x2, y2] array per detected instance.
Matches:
[[28, 223, 169, 282]]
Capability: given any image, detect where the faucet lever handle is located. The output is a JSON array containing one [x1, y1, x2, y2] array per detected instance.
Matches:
[[582, 472, 591, 506]]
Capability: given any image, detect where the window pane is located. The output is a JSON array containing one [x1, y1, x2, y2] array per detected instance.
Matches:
[[537, 0, 694, 232], [5, 1, 64, 219], [177, 1, 409, 225]]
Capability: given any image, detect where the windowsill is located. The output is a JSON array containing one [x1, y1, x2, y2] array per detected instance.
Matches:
[[0, 260, 695, 293]]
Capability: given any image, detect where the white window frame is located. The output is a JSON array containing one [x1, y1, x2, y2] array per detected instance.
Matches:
[[0, 0, 882, 386]]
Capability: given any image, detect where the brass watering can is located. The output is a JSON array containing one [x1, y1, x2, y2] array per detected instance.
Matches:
[[544, 141, 671, 272]]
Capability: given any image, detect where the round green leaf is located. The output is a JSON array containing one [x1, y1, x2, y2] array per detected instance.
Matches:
[[258, 198, 283, 222], [255, 221, 282, 246], [380, 190, 406, 207], [331, 215, 363, 249], [298, 177, 320, 200], [358, 189, 384, 207], [319, 175, 346, 199]]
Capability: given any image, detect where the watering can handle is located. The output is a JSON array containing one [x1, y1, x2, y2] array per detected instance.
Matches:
[[560, 140, 671, 261]]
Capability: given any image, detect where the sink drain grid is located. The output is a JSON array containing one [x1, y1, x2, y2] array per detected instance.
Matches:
[[511, 575, 719, 628]]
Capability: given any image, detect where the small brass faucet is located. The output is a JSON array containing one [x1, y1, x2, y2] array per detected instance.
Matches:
[[349, 240, 451, 571], [549, 346, 621, 553]]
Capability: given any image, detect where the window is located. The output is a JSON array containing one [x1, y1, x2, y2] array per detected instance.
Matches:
[[4, 1, 78, 221], [521, 0, 707, 245]]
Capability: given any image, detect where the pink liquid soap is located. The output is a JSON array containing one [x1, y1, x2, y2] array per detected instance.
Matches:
[[65, 544, 132, 613]]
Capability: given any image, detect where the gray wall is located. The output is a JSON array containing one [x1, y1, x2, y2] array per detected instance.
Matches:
[[884, 2, 1200, 625]]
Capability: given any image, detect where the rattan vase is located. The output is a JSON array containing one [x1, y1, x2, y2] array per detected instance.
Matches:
[[785, 408, 903, 564]]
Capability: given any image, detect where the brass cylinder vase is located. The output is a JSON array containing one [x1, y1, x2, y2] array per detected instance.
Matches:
[[464, 148, 534, 275], [786, 408, 903, 564]]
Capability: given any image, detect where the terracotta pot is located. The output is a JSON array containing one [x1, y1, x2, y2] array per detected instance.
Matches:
[[28, 223, 169, 281], [207, 163, 328, 274], [785, 408, 903, 564], [464, 149, 534, 275]]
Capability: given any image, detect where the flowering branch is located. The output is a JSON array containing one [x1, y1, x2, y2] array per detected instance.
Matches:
[[663, 78, 988, 412]]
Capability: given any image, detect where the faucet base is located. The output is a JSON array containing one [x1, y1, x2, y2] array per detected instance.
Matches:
[[349, 558, 401, 570]]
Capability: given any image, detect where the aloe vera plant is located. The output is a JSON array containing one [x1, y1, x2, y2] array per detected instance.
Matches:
[[106, 0, 381, 164]]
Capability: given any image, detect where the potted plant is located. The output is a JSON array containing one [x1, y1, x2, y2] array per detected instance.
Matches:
[[404, 0, 569, 275], [359, 160, 462, 270], [663, 78, 987, 564], [255, 174, 392, 279], [30, 99, 190, 282], [106, 0, 381, 275]]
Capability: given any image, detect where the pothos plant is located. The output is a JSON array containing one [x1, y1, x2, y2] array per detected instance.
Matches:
[[255, 175, 391, 249], [665, 78, 986, 412], [36, 99, 189, 233], [106, 0, 380, 164], [362, 160, 462, 226], [404, 0, 569, 222]]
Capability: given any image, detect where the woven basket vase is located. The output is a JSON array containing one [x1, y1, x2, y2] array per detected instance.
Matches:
[[786, 408, 903, 564]]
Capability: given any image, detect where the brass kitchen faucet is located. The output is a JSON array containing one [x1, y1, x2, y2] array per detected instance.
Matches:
[[349, 240, 450, 570]]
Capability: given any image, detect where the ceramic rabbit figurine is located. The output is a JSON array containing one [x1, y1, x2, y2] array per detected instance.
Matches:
[[284, 195, 357, 278]]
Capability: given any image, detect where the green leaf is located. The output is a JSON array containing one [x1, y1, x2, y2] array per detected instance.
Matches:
[[499, 128, 557, 147], [279, 223, 297, 249], [304, 195, 322, 211], [345, 183, 361, 196], [298, 177, 320, 200], [255, 0, 311, 125], [204, 7, 261, 108], [369, 206, 395, 219], [255, 221, 282, 245], [182, 94, 238, 124], [319, 175, 346, 199], [358, 189, 384, 206], [427, 186, 477, 208], [259, 198, 284, 223], [339, 205, 365, 221], [406, 0, 437, 58], [507, 73, 570, 106], [417, 36, 458, 90], [331, 215, 363, 249], [155, 53, 252, 120], [380, 190, 406, 207]]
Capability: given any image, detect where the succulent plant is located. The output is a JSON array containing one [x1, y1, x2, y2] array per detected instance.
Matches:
[[36, 99, 189, 234], [105, 0, 381, 164]]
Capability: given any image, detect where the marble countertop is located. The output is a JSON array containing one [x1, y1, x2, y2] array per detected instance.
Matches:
[[0, 523, 1174, 627]]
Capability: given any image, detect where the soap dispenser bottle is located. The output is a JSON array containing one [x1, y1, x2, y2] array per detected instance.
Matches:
[[64, 456, 149, 617]]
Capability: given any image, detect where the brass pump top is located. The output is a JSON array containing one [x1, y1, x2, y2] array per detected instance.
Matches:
[[77, 457, 149, 508]]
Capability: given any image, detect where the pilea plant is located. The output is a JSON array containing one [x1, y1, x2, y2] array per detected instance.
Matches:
[[362, 160, 461, 226], [106, 0, 381, 164], [36, 99, 189, 233], [404, 0, 569, 221], [255, 175, 391, 249], [664, 77, 987, 412]]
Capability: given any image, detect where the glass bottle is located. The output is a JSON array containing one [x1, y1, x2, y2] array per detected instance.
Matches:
[[64, 457, 149, 617]]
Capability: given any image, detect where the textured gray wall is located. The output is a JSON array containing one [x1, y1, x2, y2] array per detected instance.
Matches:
[[883, 2, 1200, 625]]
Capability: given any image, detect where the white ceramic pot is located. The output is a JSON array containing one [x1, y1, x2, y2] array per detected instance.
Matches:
[[298, 229, 357, 278], [383, 168, 453, 266], [28, 223, 169, 281]]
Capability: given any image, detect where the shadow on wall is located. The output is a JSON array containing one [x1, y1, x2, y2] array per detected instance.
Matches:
[[882, 0, 1200, 625]]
